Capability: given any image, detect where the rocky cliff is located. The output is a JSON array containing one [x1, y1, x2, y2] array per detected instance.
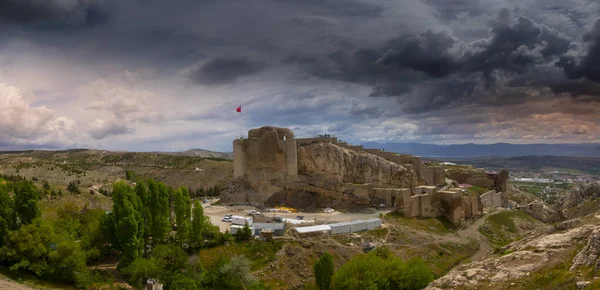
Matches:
[[297, 143, 420, 188], [221, 142, 422, 209]]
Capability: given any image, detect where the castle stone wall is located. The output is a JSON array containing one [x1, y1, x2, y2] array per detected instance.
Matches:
[[233, 139, 247, 178], [480, 190, 502, 208]]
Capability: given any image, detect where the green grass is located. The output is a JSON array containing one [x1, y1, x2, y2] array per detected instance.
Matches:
[[199, 240, 283, 270], [478, 210, 537, 248], [466, 186, 489, 196], [385, 212, 458, 234], [401, 240, 479, 277]]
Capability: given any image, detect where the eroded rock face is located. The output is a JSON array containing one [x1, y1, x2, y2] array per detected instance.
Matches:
[[427, 225, 600, 289], [297, 143, 420, 188], [571, 228, 600, 271]]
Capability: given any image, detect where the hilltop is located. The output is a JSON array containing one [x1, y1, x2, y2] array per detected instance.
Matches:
[[0, 149, 233, 192]]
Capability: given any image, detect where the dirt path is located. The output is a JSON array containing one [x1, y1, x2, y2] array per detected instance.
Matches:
[[457, 209, 503, 261], [0, 277, 37, 290]]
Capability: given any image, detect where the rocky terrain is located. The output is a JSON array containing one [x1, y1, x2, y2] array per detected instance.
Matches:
[[426, 202, 600, 290], [297, 143, 421, 187]]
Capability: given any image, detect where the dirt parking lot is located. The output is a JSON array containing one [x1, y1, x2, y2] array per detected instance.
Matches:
[[201, 201, 391, 232]]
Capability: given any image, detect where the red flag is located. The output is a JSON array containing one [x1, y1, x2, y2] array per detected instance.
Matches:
[[236, 105, 241, 113]]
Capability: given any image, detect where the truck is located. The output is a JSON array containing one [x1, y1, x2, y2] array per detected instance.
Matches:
[[231, 215, 253, 226]]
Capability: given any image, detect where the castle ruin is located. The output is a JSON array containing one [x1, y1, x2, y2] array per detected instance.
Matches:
[[223, 126, 503, 225]]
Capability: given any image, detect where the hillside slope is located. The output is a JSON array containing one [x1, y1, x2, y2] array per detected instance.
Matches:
[[0, 149, 233, 192]]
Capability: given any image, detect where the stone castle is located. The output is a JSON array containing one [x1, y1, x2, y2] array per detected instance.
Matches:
[[222, 126, 504, 225]]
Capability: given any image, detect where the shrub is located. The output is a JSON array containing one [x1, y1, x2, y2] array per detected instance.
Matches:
[[332, 253, 434, 290]]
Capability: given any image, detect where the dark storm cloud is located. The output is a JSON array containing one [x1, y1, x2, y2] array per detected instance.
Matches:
[[557, 18, 600, 83], [463, 15, 572, 78], [276, 0, 384, 17], [376, 31, 459, 78], [189, 58, 267, 85], [0, 0, 108, 26], [295, 9, 584, 115]]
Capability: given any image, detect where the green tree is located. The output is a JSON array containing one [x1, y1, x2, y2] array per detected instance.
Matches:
[[219, 255, 258, 289], [67, 181, 80, 194], [0, 182, 14, 246], [173, 187, 192, 247], [147, 180, 170, 244], [112, 181, 144, 270], [234, 222, 253, 242], [0, 218, 54, 276], [14, 180, 40, 225], [135, 182, 152, 251], [79, 209, 110, 261], [332, 254, 385, 290], [122, 257, 161, 288], [48, 240, 91, 288], [314, 252, 334, 290], [190, 200, 205, 248], [332, 253, 434, 290], [388, 258, 434, 290]]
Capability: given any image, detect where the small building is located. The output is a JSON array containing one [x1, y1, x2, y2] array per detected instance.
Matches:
[[253, 223, 285, 236], [329, 222, 353, 234], [365, 219, 382, 230], [294, 225, 331, 235], [230, 224, 255, 236]]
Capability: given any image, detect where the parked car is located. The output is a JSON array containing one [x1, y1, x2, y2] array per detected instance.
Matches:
[[363, 244, 377, 253], [296, 215, 304, 220], [222, 214, 232, 222], [247, 210, 261, 216]]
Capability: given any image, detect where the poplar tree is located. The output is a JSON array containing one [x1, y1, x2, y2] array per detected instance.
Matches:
[[134, 182, 152, 250], [174, 187, 192, 247], [190, 200, 205, 248], [147, 180, 170, 243], [314, 252, 334, 290], [112, 181, 144, 270]]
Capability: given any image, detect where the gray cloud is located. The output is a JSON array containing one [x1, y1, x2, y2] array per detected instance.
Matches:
[[189, 57, 267, 85], [1, 0, 600, 150], [0, 0, 108, 26]]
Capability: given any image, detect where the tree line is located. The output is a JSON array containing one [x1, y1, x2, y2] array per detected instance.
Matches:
[[0, 177, 266, 289], [313, 247, 434, 290]]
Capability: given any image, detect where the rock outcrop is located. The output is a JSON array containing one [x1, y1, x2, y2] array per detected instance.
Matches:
[[297, 143, 420, 188], [571, 228, 600, 271], [427, 224, 600, 289], [426, 225, 600, 290]]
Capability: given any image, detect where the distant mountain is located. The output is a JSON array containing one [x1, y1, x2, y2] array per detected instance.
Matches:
[[178, 149, 233, 160], [362, 142, 600, 157], [147, 149, 233, 159]]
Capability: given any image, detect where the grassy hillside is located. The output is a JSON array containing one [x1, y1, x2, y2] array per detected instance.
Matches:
[[0, 149, 233, 193]]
